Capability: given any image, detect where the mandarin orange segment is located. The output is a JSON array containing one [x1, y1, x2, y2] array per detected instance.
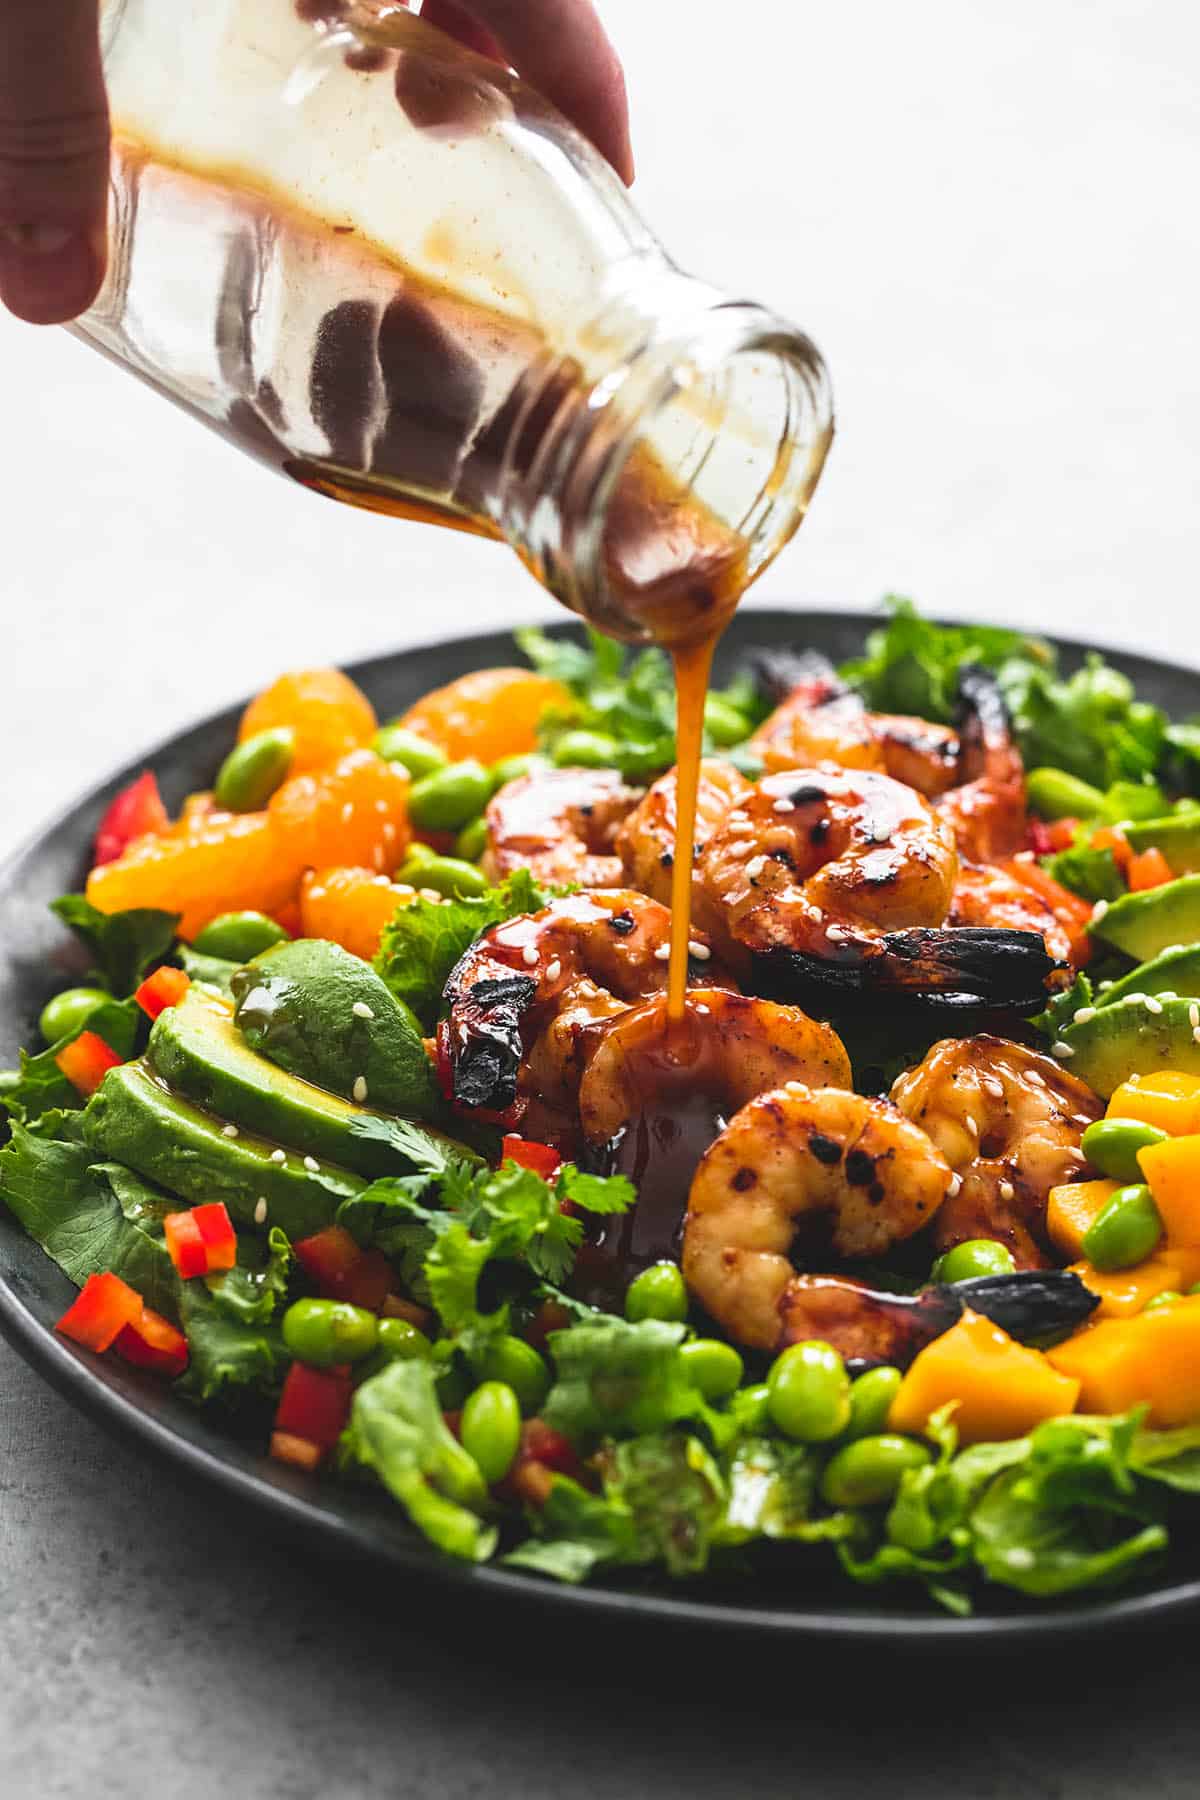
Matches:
[[397, 667, 571, 764], [269, 749, 412, 874], [86, 812, 295, 941], [239, 668, 377, 774], [300, 866, 415, 962]]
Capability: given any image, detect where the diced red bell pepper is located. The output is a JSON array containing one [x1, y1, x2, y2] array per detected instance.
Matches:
[[114, 1304, 189, 1377], [1092, 824, 1133, 875], [54, 1030, 123, 1096], [1025, 817, 1055, 857], [339, 1248, 393, 1312], [382, 1293, 433, 1330], [1046, 816, 1080, 852], [93, 770, 170, 867], [56, 1272, 143, 1352], [501, 1134, 562, 1180], [1127, 847, 1174, 892], [270, 1431, 322, 1471], [164, 1202, 237, 1278], [294, 1225, 364, 1291], [275, 1362, 353, 1452], [134, 965, 190, 1020]]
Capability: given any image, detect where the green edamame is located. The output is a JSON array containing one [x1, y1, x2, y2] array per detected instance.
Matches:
[[845, 1366, 903, 1440], [625, 1261, 688, 1324], [1081, 1116, 1171, 1184], [215, 727, 295, 812], [1025, 768, 1105, 821], [281, 1297, 378, 1366], [407, 760, 492, 832], [551, 730, 621, 770], [455, 816, 489, 862], [372, 725, 448, 780], [1081, 1182, 1163, 1272], [703, 694, 753, 747], [193, 911, 290, 961], [820, 1434, 933, 1508], [931, 1238, 1017, 1284], [478, 1335, 550, 1413], [405, 855, 490, 899], [376, 1317, 433, 1360], [490, 752, 548, 790], [460, 1381, 522, 1484], [39, 986, 109, 1045], [678, 1338, 744, 1400], [767, 1341, 851, 1443]]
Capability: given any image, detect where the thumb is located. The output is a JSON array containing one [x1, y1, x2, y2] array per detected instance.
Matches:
[[0, 0, 109, 324]]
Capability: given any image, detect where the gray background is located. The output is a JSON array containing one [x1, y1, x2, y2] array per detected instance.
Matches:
[[1, 2, 1199, 1793]]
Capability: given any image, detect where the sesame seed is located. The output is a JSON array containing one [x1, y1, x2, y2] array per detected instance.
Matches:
[[772, 798, 795, 815], [999, 1180, 1015, 1202], [1072, 1114, 1092, 1127], [947, 1173, 963, 1198], [727, 840, 754, 856], [375, 799, 389, 814], [352, 1000, 375, 1019], [545, 959, 562, 982], [688, 941, 711, 960], [353, 1076, 368, 1103], [1190, 1004, 1199, 1031], [222, 1123, 239, 1139], [270, 1148, 286, 1164], [254, 1198, 268, 1225], [964, 1114, 978, 1137], [825, 924, 847, 942], [522, 944, 539, 967], [1091, 899, 1109, 923], [727, 811, 749, 825], [1124, 993, 1147, 1007], [1159, 991, 1178, 1002], [746, 855, 767, 878], [1127, 1073, 1141, 1086], [420, 887, 442, 903], [982, 1076, 1005, 1099], [1097, 979, 1113, 991], [1053, 1040, 1075, 1058], [1073, 1006, 1097, 1024], [373, 846, 385, 869], [375, 874, 392, 887], [1026, 1070, 1046, 1088], [383, 822, 396, 842], [1193, 1027, 1200, 1046], [785, 1081, 810, 1097], [303, 1155, 320, 1173], [1144, 995, 1164, 1015], [653, 943, 671, 961], [694, 1003, 710, 1015], [341, 802, 354, 822]]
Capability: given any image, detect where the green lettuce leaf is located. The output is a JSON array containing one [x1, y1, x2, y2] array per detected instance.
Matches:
[[720, 1434, 852, 1545], [207, 1226, 294, 1327], [176, 1281, 289, 1404], [373, 869, 555, 1029], [543, 1318, 707, 1443], [50, 895, 179, 996], [1129, 1424, 1200, 1493], [1041, 841, 1125, 904]]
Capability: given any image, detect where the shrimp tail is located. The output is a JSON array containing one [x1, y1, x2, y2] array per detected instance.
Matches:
[[747, 647, 852, 707], [443, 971, 537, 1110], [753, 925, 1062, 1009], [954, 664, 1013, 778]]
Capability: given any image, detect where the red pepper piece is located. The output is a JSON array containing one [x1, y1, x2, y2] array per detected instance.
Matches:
[[56, 1272, 143, 1352], [114, 1305, 189, 1377], [1127, 847, 1174, 892], [93, 770, 170, 867], [501, 1134, 562, 1180], [191, 1201, 238, 1272], [294, 1225, 363, 1291], [339, 1248, 393, 1312], [134, 965, 190, 1020], [269, 1431, 322, 1471], [1025, 818, 1055, 857], [54, 1030, 123, 1096], [163, 1211, 209, 1279], [275, 1362, 353, 1451]]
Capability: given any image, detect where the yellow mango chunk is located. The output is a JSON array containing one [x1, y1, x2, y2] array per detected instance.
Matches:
[[1068, 1249, 1200, 1319], [888, 1309, 1079, 1444], [1048, 1298, 1200, 1426], [1139, 1135, 1200, 1248], [1108, 1072, 1200, 1137], [1047, 1180, 1118, 1260]]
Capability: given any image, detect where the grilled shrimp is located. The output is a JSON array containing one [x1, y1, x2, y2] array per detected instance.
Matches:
[[482, 767, 643, 889], [683, 1086, 952, 1351], [934, 666, 1026, 862], [871, 715, 961, 797], [890, 1034, 1103, 1268], [442, 890, 731, 1116], [614, 759, 752, 935]]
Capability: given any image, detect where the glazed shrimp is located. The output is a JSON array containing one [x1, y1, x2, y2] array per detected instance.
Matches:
[[481, 767, 643, 889], [614, 758, 752, 934], [683, 1086, 952, 1351], [890, 1034, 1103, 1269], [934, 666, 1027, 862], [871, 715, 961, 797], [443, 890, 731, 1116]]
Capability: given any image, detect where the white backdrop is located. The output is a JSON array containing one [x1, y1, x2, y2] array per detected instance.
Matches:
[[2, 0, 1197, 857]]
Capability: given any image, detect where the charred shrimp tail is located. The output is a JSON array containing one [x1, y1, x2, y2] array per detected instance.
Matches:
[[753, 925, 1063, 1010]]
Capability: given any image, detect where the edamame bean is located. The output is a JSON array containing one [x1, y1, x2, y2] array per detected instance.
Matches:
[[490, 752, 549, 790], [1025, 768, 1105, 821], [767, 1341, 851, 1442], [479, 1335, 550, 1412], [625, 1261, 688, 1324], [1081, 1182, 1163, 1271], [551, 730, 621, 770], [372, 725, 448, 780], [455, 816, 489, 862], [376, 1317, 433, 1360], [678, 1338, 744, 1400], [703, 694, 753, 747], [931, 1238, 1017, 1284], [460, 1381, 522, 1484], [215, 727, 295, 812], [728, 1383, 772, 1432], [407, 855, 490, 899], [1145, 1290, 1182, 1312], [281, 1297, 378, 1366], [398, 841, 439, 880], [39, 985, 109, 1044], [193, 910, 289, 961], [845, 1366, 903, 1440], [407, 760, 492, 832], [1081, 1116, 1171, 1183], [820, 1434, 933, 1508]]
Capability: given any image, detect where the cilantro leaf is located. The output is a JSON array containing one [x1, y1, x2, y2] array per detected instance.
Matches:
[[374, 869, 555, 1029], [1030, 971, 1094, 1041], [840, 597, 1046, 721], [50, 895, 179, 996]]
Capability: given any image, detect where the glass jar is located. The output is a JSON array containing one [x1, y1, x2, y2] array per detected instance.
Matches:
[[83, 0, 833, 643]]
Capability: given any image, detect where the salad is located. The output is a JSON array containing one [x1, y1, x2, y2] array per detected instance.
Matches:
[[9, 601, 1200, 1616]]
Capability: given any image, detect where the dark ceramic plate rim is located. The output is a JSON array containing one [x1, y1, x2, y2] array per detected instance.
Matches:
[[5, 604, 1200, 1646]]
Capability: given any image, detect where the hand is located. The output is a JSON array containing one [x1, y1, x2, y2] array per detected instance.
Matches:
[[0, 0, 633, 329]]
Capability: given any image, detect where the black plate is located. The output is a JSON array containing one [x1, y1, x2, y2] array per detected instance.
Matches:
[[4, 605, 1200, 1645]]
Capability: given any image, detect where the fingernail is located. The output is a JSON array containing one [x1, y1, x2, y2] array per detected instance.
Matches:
[[0, 222, 105, 325]]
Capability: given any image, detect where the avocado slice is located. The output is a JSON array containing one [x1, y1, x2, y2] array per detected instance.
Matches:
[[1095, 944, 1200, 1009], [177, 947, 241, 996], [1124, 815, 1200, 875], [1057, 995, 1200, 1098], [230, 939, 436, 1116], [83, 1059, 365, 1239], [148, 988, 467, 1180], [1093, 875, 1200, 963]]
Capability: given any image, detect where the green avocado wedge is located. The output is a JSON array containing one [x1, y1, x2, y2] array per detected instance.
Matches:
[[1056, 996, 1200, 1098], [1124, 815, 1200, 875], [83, 1060, 365, 1239], [1092, 875, 1200, 963], [148, 988, 467, 1180], [1094, 944, 1200, 1010], [230, 939, 436, 1117]]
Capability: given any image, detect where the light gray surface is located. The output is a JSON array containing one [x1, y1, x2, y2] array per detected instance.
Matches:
[[2, 2, 1200, 1794]]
